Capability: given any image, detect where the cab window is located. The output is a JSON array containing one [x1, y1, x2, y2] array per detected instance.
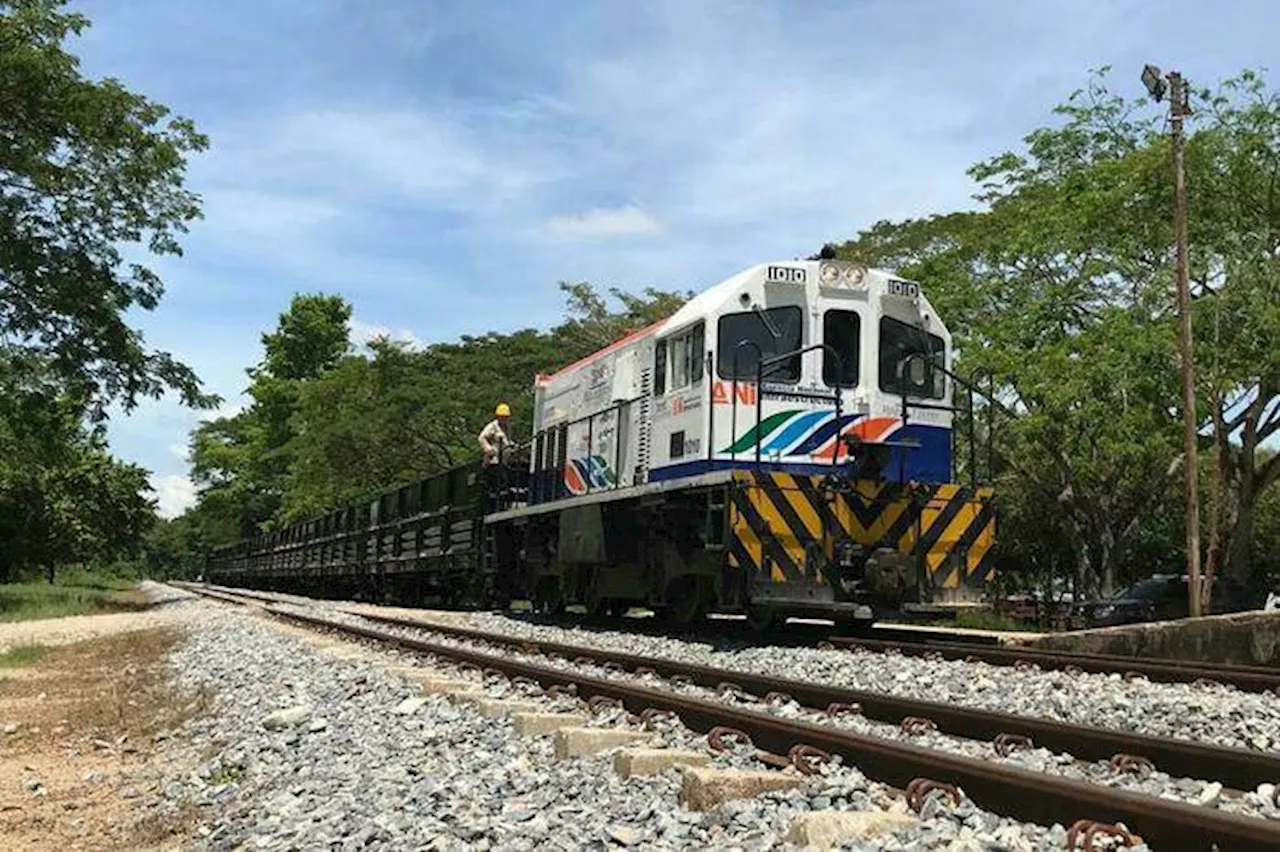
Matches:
[[668, 322, 704, 391], [716, 307, 803, 382], [822, 309, 860, 387], [879, 316, 945, 398], [655, 322, 704, 395]]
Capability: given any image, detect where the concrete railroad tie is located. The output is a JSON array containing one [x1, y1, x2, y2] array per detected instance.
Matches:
[[470, 698, 543, 719], [553, 727, 651, 759], [680, 767, 805, 811], [613, 748, 711, 779], [786, 810, 919, 851], [511, 712, 588, 737]]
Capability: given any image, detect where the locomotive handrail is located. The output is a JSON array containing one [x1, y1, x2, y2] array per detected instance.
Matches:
[[729, 339, 762, 469], [754, 343, 844, 467], [897, 353, 1004, 488]]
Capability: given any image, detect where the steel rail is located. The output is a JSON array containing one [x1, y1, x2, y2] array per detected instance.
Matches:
[[184, 586, 261, 607], [346, 607, 1280, 793], [187, 583, 1280, 693], [257, 604, 1280, 852], [827, 635, 1280, 694]]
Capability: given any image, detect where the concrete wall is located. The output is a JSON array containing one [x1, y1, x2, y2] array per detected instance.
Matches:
[[1027, 609, 1280, 667]]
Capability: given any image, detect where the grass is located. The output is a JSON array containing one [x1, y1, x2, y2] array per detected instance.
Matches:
[[208, 765, 243, 785], [0, 645, 45, 668], [0, 579, 148, 623]]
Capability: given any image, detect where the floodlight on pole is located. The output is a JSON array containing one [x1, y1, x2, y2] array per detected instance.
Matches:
[[1142, 64, 1167, 102]]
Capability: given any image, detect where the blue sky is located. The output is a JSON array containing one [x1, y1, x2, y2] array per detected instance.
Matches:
[[69, 0, 1278, 517]]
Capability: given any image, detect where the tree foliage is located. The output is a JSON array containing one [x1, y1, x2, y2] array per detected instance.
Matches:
[[0, 1, 208, 582], [837, 68, 1280, 595], [0, 0, 212, 417], [188, 294, 351, 539], [0, 358, 155, 581]]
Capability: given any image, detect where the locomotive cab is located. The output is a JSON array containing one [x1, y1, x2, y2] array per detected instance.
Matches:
[[492, 259, 996, 626]]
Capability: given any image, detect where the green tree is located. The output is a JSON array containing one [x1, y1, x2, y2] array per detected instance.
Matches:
[[1190, 75, 1280, 586], [275, 283, 687, 524], [556, 281, 690, 352], [138, 513, 205, 580], [0, 366, 155, 581], [189, 294, 351, 540], [1, 0, 211, 417], [0, 1, 211, 581], [837, 69, 1280, 594], [282, 331, 563, 521]]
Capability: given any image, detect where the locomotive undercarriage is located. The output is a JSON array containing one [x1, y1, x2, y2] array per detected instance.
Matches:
[[502, 489, 731, 624], [488, 475, 912, 629]]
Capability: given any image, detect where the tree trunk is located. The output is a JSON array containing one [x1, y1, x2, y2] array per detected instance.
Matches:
[[1203, 392, 1226, 610], [1099, 529, 1116, 598], [1220, 381, 1278, 591], [1226, 492, 1257, 588]]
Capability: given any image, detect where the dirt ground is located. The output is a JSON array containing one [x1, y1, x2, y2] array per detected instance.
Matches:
[[0, 624, 209, 851], [0, 608, 186, 655]]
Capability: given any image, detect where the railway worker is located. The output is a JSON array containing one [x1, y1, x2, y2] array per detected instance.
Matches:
[[479, 403, 512, 466]]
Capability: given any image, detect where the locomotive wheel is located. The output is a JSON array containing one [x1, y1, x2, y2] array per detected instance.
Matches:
[[533, 578, 565, 614], [745, 605, 782, 634], [583, 574, 616, 618], [585, 590, 609, 618], [666, 577, 708, 625]]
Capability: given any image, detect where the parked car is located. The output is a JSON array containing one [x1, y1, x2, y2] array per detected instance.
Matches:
[[1068, 575, 1190, 628], [1068, 574, 1265, 628]]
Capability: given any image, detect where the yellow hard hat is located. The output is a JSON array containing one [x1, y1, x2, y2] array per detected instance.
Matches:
[[495, 403, 511, 417]]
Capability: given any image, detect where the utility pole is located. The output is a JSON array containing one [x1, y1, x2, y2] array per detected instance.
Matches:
[[1143, 65, 1202, 617]]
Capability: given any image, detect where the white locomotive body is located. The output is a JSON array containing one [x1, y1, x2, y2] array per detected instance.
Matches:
[[528, 259, 955, 501]]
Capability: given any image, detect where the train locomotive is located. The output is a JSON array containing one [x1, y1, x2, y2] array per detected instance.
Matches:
[[207, 258, 996, 628]]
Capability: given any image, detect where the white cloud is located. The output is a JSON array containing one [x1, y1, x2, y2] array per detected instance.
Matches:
[[542, 205, 662, 239], [197, 106, 560, 222], [148, 474, 198, 519], [349, 317, 422, 349], [167, 442, 190, 462], [199, 189, 342, 244]]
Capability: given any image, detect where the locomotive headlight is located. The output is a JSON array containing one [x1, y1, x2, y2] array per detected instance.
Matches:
[[842, 265, 866, 286], [819, 263, 840, 285]]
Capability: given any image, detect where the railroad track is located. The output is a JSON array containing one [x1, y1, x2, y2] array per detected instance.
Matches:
[[191, 582, 1279, 694], [179, 582, 1280, 850], [344, 607, 1279, 791], [826, 635, 1280, 695]]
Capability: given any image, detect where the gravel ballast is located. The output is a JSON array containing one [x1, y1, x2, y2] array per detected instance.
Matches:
[[161, 602, 1092, 850], [290, 605, 1280, 822], [430, 610, 1280, 757]]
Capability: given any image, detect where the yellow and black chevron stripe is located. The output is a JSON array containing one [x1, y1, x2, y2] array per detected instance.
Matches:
[[727, 470, 996, 590]]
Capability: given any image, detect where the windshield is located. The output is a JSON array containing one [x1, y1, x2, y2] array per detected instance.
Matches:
[[716, 307, 804, 382], [1113, 577, 1179, 601], [879, 316, 945, 399]]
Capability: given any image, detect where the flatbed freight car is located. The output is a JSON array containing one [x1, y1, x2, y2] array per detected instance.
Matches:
[[207, 256, 997, 628]]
